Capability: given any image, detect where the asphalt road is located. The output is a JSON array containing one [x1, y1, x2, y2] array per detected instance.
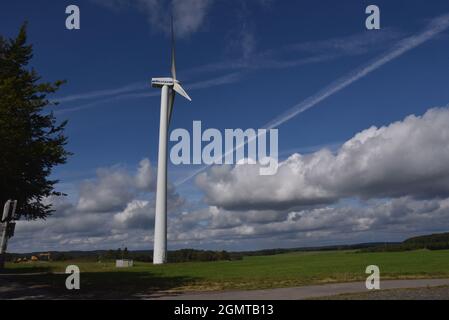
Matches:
[[149, 278, 449, 300], [2, 275, 449, 300], [320, 286, 449, 300]]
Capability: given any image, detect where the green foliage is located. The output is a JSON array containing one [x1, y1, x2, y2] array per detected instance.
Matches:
[[168, 249, 234, 263], [404, 232, 449, 246], [98, 249, 238, 263], [52, 252, 73, 261], [360, 232, 449, 252], [0, 23, 70, 219]]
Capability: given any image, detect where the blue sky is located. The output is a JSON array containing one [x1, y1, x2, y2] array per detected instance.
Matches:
[[3, 0, 449, 252]]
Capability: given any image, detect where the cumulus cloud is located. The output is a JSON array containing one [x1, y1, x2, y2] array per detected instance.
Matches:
[[77, 159, 155, 213], [13, 193, 449, 252], [169, 197, 449, 245], [197, 107, 449, 211], [9, 158, 187, 252], [114, 200, 154, 229], [112, 186, 184, 230]]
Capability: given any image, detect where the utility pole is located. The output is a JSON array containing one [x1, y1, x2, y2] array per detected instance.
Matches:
[[0, 200, 17, 269]]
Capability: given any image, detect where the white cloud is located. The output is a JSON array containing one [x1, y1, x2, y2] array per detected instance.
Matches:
[[10, 159, 184, 252], [135, 159, 154, 190], [92, 0, 213, 38], [168, 197, 449, 245], [176, 14, 449, 186], [197, 107, 449, 210], [77, 159, 155, 213], [12, 193, 449, 252], [114, 200, 154, 229], [172, 0, 213, 38]]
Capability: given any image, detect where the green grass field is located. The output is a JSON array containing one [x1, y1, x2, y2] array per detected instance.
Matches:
[[5, 249, 449, 296]]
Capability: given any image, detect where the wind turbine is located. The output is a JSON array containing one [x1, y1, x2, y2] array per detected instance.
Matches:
[[151, 20, 191, 265]]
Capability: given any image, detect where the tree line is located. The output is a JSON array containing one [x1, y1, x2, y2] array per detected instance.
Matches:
[[360, 232, 449, 252]]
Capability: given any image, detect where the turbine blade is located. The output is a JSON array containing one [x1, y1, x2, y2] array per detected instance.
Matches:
[[171, 16, 177, 81], [173, 82, 192, 101], [167, 88, 175, 126]]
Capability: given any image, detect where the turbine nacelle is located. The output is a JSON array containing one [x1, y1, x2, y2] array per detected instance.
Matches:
[[151, 77, 192, 102], [151, 77, 175, 88]]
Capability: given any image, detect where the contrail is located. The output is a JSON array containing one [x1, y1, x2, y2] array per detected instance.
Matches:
[[55, 82, 147, 104], [174, 13, 449, 187], [55, 73, 242, 115], [264, 13, 449, 130]]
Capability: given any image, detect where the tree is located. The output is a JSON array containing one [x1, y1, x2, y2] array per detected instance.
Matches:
[[0, 23, 70, 220]]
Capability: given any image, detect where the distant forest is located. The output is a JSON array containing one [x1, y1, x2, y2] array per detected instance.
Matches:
[[361, 232, 449, 252]]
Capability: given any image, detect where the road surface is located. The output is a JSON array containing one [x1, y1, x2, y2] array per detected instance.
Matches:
[[2, 275, 449, 299], [148, 278, 449, 300]]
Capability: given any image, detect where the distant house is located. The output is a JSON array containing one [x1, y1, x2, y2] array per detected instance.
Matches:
[[39, 253, 51, 261], [116, 260, 133, 268]]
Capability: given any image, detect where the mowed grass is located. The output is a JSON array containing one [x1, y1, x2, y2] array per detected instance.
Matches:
[[5, 249, 449, 294]]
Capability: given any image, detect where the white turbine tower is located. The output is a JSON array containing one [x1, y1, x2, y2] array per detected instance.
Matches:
[[152, 20, 191, 265]]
